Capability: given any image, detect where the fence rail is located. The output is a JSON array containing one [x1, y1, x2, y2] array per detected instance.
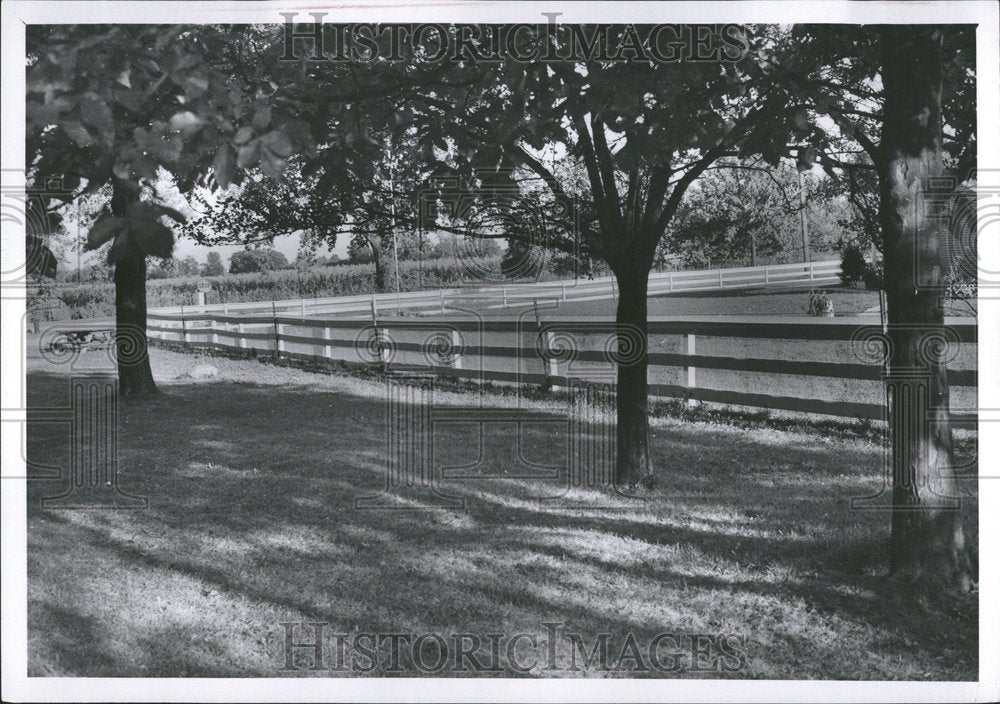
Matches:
[[148, 259, 842, 318], [146, 308, 976, 423]]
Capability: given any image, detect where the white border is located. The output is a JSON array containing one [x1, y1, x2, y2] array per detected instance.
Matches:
[[2, 2, 998, 702]]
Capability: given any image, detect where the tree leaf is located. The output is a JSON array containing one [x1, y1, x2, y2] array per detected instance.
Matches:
[[107, 231, 132, 264], [126, 201, 187, 225], [81, 98, 113, 135], [86, 213, 127, 250], [237, 140, 260, 169], [261, 130, 294, 158], [62, 121, 93, 147], [184, 73, 210, 98], [168, 110, 204, 134], [129, 218, 175, 259], [251, 106, 271, 131], [233, 126, 254, 145], [213, 144, 234, 189], [259, 148, 286, 180]]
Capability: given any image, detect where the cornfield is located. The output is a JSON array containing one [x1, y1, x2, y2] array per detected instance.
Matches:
[[30, 257, 505, 321]]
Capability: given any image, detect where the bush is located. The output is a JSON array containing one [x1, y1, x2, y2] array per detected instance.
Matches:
[[229, 249, 289, 274], [807, 289, 834, 317], [839, 244, 867, 287]]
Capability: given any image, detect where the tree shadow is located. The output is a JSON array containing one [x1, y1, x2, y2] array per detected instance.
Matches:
[[25, 369, 978, 679]]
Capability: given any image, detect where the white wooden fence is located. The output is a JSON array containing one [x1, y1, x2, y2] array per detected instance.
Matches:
[[146, 309, 977, 423], [149, 259, 842, 319]]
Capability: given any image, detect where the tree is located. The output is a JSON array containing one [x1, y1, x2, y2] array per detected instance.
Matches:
[[202, 251, 226, 276], [878, 26, 973, 589], [664, 161, 847, 267], [85, 196, 187, 393], [27, 25, 308, 395], [766, 25, 977, 589], [25, 196, 60, 279], [228, 248, 289, 274], [376, 26, 792, 486], [263, 22, 835, 486], [501, 238, 546, 280]]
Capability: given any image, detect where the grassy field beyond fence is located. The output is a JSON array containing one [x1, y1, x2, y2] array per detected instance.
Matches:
[[31, 257, 506, 321]]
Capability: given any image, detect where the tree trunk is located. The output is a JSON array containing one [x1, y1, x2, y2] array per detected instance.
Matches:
[[613, 266, 654, 489], [111, 182, 158, 397], [880, 26, 972, 590]]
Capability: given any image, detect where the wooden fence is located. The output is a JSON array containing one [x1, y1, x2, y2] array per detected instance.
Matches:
[[146, 309, 977, 423], [148, 259, 842, 318]]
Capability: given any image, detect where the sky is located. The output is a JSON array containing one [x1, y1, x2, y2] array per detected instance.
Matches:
[[171, 231, 346, 266]]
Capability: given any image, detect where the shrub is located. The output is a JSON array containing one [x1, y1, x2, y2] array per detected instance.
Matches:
[[839, 244, 867, 287], [807, 289, 834, 317], [229, 249, 290, 274]]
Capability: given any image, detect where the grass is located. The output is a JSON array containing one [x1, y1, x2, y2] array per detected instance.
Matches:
[[493, 284, 975, 318], [26, 345, 978, 678]]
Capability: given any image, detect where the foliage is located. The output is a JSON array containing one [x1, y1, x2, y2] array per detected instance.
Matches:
[[839, 244, 867, 287], [664, 161, 848, 267], [85, 200, 187, 262], [501, 238, 546, 280], [202, 251, 226, 276], [228, 249, 290, 274], [807, 289, 834, 316], [43, 256, 503, 318], [862, 259, 884, 291]]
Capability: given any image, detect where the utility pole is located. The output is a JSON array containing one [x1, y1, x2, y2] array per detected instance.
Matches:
[[798, 169, 810, 263]]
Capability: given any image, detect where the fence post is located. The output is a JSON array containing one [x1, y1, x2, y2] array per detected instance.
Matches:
[[718, 268, 724, 288], [210, 316, 219, 348], [300, 299, 307, 317], [502, 285, 508, 308], [684, 332, 697, 408], [809, 262, 815, 280], [561, 281, 567, 301], [222, 302, 229, 315], [324, 326, 333, 360], [180, 305, 189, 347], [238, 322, 247, 352], [764, 265, 770, 284], [450, 329, 462, 370], [370, 296, 384, 367], [668, 271, 674, 292], [272, 301, 281, 360], [545, 331, 560, 388], [440, 289, 446, 314]]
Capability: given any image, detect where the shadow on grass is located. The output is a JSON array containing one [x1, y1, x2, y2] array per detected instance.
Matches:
[[25, 369, 978, 679]]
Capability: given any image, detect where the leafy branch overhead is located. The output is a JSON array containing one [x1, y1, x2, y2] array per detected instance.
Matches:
[[86, 201, 187, 263]]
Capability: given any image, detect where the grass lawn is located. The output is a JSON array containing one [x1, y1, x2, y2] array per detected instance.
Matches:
[[26, 345, 978, 678], [483, 284, 975, 318]]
